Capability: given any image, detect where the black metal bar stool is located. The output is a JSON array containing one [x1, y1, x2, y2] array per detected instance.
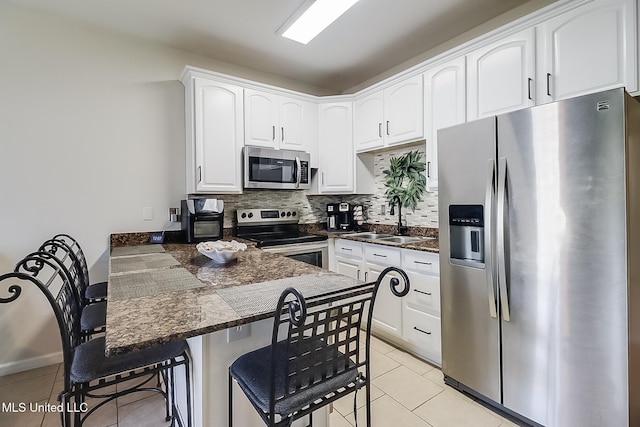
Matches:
[[0, 251, 192, 427], [228, 267, 410, 427], [39, 238, 106, 339]]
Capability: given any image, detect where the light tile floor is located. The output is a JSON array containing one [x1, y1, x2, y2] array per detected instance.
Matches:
[[329, 335, 525, 427], [0, 336, 524, 427]]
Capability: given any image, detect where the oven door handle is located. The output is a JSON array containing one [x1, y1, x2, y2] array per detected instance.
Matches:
[[295, 156, 301, 189]]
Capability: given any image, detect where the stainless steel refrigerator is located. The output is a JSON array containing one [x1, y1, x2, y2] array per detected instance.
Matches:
[[438, 88, 640, 427]]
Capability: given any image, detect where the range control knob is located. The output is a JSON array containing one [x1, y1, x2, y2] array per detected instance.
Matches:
[[248, 212, 253, 218], [241, 213, 247, 218], [292, 212, 297, 217], [281, 212, 286, 217], [286, 211, 291, 217]]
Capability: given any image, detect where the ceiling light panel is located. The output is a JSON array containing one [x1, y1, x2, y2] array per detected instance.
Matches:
[[281, 0, 360, 45]]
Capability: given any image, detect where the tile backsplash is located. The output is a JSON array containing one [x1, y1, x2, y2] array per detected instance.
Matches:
[[201, 142, 439, 229]]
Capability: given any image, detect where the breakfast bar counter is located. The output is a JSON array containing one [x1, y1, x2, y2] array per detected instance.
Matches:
[[105, 237, 362, 427]]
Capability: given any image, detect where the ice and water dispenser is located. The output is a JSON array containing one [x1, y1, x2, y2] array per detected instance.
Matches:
[[449, 205, 485, 267]]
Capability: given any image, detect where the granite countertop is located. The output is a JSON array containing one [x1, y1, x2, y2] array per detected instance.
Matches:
[[302, 224, 440, 253], [104, 241, 361, 356]]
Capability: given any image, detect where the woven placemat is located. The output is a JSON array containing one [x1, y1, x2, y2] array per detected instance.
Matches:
[[216, 273, 358, 317], [109, 267, 206, 300], [110, 253, 180, 274], [111, 245, 166, 257]]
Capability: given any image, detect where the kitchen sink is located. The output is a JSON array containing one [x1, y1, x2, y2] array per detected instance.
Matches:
[[343, 232, 393, 240], [377, 236, 435, 244]]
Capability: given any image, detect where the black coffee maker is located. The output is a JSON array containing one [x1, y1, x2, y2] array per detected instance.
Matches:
[[326, 203, 352, 231]]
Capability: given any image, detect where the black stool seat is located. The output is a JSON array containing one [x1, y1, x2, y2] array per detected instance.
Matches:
[[85, 281, 107, 301], [80, 301, 106, 334], [230, 338, 357, 416], [71, 337, 188, 383]]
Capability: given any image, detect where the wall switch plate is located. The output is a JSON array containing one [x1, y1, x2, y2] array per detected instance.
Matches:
[[143, 207, 153, 221], [227, 324, 251, 342], [380, 204, 386, 215]]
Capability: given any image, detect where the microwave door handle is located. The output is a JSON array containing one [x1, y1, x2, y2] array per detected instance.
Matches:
[[295, 156, 301, 188]]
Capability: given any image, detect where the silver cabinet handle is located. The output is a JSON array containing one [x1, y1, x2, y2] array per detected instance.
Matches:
[[386, 120, 390, 136], [378, 123, 382, 138], [364, 271, 368, 281], [198, 166, 202, 183], [281, 127, 284, 142], [414, 289, 432, 296], [413, 327, 431, 335], [527, 78, 533, 100], [485, 159, 497, 318], [356, 269, 360, 280], [427, 161, 431, 178], [272, 125, 276, 141], [340, 247, 352, 251], [546, 73, 552, 97], [414, 260, 432, 266], [497, 157, 510, 322], [373, 253, 387, 258]]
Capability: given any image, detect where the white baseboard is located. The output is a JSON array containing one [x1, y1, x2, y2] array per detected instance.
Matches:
[[0, 352, 63, 377]]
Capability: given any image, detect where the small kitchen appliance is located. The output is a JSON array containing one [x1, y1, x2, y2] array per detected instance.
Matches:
[[235, 207, 328, 268], [243, 146, 310, 190], [326, 203, 340, 231], [181, 199, 224, 243], [337, 203, 352, 231]]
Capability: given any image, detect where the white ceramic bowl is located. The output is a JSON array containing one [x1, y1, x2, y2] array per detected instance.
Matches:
[[196, 240, 247, 264]]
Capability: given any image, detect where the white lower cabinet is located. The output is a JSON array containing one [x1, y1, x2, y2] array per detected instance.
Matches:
[[401, 249, 441, 365], [364, 244, 402, 338], [332, 239, 441, 365]]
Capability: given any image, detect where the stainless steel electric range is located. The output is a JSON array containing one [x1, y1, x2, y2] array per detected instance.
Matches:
[[235, 208, 328, 268]]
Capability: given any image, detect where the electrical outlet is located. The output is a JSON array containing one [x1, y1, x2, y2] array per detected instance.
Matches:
[[227, 324, 251, 342], [380, 204, 386, 215], [143, 207, 153, 221]]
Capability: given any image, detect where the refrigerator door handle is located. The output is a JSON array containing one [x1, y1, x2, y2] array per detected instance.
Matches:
[[485, 159, 497, 318], [497, 157, 511, 321]]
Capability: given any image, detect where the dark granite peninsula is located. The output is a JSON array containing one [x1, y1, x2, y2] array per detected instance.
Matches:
[[105, 236, 361, 427]]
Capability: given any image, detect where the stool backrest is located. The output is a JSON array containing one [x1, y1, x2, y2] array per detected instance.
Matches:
[[2, 251, 82, 391], [51, 234, 91, 293], [40, 238, 89, 306], [269, 266, 409, 422]]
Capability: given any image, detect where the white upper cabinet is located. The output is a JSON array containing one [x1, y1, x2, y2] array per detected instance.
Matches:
[[536, 0, 637, 103], [354, 92, 384, 151], [467, 28, 536, 120], [317, 102, 354, 193], [384, 75, 424, 145], [354, 75, 424, 152], [244, 89, 318, 158], [186, 77, 244, 194], [423, 56, 466, 192]]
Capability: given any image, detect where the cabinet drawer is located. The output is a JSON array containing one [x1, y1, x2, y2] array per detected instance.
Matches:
[[403, 306, 441, 360], [335, 239, 363, 259], [405, 273, 440, 314], [364, 244, 401, 265], [402, 249, 439, 275]]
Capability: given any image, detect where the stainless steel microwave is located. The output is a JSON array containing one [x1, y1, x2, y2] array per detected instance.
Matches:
[[243, 146, 310, 190]]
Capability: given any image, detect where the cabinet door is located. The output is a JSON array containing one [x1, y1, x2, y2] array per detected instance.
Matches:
[[280, 98, 319, 166], [193, 78, 244, 193], [367, 263, 402, 337], [318, 102, 354, 193], [384, 74, 424, 145], [335, 256, 362, 281], [354, 91, 384, 152], [244, 89, 278, 148], [536, 0, 636, 103], [467, 28, 535, 120], [424, 57, 466, 192]]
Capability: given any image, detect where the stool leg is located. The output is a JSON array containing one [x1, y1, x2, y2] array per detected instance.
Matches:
[[185, 358, 192, 427]]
